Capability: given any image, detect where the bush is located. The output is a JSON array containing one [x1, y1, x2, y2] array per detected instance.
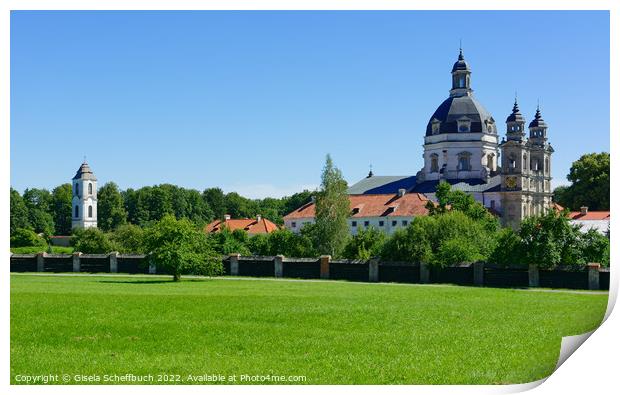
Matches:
[[342, 227, 386, 260], [71, 228, 114, 254], [579, 228, 610, 267], [488, 228, 524, 266], [208, 227, 251, 255], [10, 228, 47, 248], [144, 214, 222, 281], [381, 211, 495, 266], [109, 224, 145, 254]]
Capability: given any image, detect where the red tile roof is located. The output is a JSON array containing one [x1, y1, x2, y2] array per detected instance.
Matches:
[[205, 217, 279, 235], [283, 193, 431, 220], [568, 211, 610, 221]]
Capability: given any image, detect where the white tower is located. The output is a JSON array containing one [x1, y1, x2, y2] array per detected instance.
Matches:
[[71, 161, 98, 229]]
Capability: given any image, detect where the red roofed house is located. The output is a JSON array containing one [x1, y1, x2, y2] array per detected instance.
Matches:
[[205, 214, 279, 236], [283, 189, 431, 235], [567, 206, 610, 235]]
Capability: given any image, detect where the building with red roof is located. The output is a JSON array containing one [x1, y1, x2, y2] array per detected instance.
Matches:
[[567, 207, 610, 234], [205, 215, 279, 236], [283, 190, 431, 235]]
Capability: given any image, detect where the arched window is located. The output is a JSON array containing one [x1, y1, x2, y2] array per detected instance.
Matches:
[[523, 154, 528, 171], [457, 152, 472, 171], [75, 183, 79, 196], [508, 154, 516, 171], [459, 75, 465, 88], [430, 154, 439, 173], [88, 205, 93, 218], [545, 158, 549, 174], [74, 205, 79, 218], [88, 183, 92, 195]]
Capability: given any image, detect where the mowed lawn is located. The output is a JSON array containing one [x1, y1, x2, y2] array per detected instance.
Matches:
[[11, 274, 608, 385]]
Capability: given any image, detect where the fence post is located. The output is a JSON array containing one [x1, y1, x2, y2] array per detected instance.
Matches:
[[230, 253, 240, 276], [528, 264, 539, 287], [587, 263, 600, 291], [109, 252, 119, 273], [72, 252, 81, 273], [319, 255, 331, 280], [274, 255, 284, 278], [420, 262, 430, 284], [473, 262, 484, 286], [36, 252, 45, 272], [369, 259, 379, 283]]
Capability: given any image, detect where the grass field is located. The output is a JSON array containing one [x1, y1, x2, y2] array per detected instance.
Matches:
[[10, 274, 608, 385]]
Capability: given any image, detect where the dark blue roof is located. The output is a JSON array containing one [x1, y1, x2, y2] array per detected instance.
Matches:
[[347, 175, 417, 195], [411, 176, 501, 193]]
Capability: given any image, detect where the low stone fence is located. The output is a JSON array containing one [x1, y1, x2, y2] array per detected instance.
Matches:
[[9, 253, 609, 291]]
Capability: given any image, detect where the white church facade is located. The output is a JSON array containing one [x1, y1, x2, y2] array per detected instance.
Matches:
[[286, 49, 555, 231], [71, 161, 98, 229]]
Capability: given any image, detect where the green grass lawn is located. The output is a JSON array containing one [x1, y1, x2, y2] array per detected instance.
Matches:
[[10, 274, 608, 385]]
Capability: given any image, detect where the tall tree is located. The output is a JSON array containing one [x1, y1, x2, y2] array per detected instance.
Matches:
[[22, 188, 55, 235], [97, 182, 127, 231], [313, 154, 350, 257], [203, 187, 227, 220], [51, 183, 73, 235], [10, 188, 31, 235], [553, 152, 609, 211]]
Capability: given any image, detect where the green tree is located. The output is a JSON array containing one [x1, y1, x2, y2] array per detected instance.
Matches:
[[203, 187, 227, 220], [10, 188, 31, 235], [22, 188, 55, 235], [98, 182, 128, 231], [553, 152, 609, 210], [109, 224, 145, 254], [342, 227, 386, 260], [10, 228, 48, 248], [71, 227, 114, 253], [579, 228, 610, 267], [144, 214, 223, 281], [488, 227, 524, 266], [51, 184, 73, 235], [313, 154, 350, 257], [426, 181, 497, 231], [518, 210, 583, 268], [250, 229, 316, 258], [208, 227, 251, 255]]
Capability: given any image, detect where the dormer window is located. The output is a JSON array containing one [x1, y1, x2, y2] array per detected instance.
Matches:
[[457, 118, 471, 133], [431, 119, 441, 134]]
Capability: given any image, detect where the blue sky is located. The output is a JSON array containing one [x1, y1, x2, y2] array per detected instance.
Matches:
[[10, 11, 609, 198]]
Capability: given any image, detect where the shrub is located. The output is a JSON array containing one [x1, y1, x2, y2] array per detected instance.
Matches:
[[381, 211, 495, 266], [579, 228, 610, 267], [10, 228, 47, 248], [109, 224, 145, 254], [71, 228, 114, 254], [488, 228, 524, 266], [208, 227, 251, 255], [144, 214, 222, 281], [342, 227, 386, 260]]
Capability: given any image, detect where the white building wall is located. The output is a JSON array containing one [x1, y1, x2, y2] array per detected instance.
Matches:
[[284, 216, 416, 236], [570, 220, 610, 235]]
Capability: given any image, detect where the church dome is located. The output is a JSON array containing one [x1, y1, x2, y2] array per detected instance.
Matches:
[[528, 107, 547, 128], [425, 95, 495, 136]]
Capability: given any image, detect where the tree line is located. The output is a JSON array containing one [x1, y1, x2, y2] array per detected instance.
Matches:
[[10, 183, 314, 236]]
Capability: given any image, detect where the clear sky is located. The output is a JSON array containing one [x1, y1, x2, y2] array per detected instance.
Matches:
[[10, 10, 610, 199]]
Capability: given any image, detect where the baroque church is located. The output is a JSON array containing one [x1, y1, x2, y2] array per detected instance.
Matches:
[[347, 49, 554, 228]]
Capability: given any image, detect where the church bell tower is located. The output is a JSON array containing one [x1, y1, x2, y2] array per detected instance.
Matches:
[[71, 161, 98, 229]]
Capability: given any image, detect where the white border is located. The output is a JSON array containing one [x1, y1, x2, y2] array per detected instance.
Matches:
[[1, 1, 617, 394]]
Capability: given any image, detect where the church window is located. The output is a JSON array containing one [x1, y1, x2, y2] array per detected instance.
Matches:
[[430, 154, 439, 173], [458, 152, 472, 171], [457, 119, 471, 133], [508, 155, 516, 171], [458, 75, 465, 88], [74, 205, 79, 218], [523, 154, 528, 171], [88, 183, 92, 195], [88, 205, 93, 218], [75, 183, 79, 196], [545, 158, 549, 174]]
